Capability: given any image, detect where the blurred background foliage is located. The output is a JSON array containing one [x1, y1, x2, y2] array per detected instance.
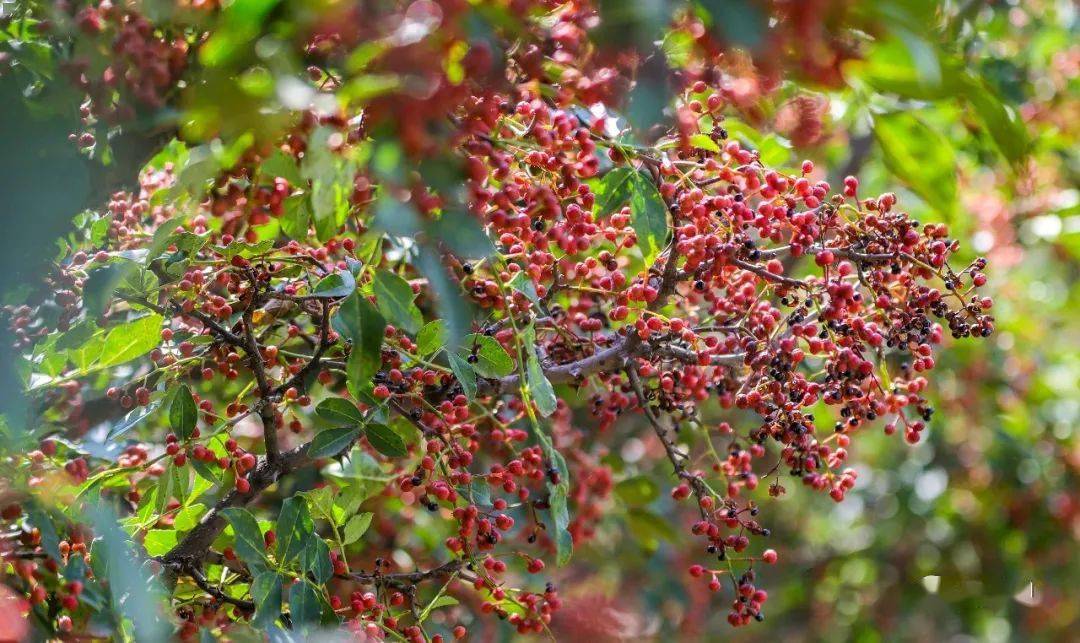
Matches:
[[0, 0, 1077, 640]]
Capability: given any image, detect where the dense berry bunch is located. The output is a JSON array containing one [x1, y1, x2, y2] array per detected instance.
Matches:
[[0, 0, 996, 639]]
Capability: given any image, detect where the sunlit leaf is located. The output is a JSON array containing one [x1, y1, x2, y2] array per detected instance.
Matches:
[[372, 270, 422, 334], [873, 111, 957, 218]]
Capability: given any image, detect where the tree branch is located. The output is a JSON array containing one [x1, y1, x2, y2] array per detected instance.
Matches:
[[625, 365, 711, 519]]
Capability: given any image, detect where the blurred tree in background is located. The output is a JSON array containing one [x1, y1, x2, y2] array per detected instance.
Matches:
[[0, 0, 1075, 641]]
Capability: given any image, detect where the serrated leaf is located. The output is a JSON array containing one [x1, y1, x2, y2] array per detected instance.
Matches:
[[108, 399, 162, 439], [315, 397, 364, 426], [300, 486, 337, 523], [221, 507, 266, 568], [464, 478, 491, 506], [628, 171, 669, 265], [260, 149, 302, 186], [280, 195, 311, 240], [416, 244, 472, 350], [321, 450, 393, 511], [548, 488, 573, 566], [143, 530, 179, 557], [218, 238, 274, 259], [364, 423, 407, 457], [593, 167, 637, 218], [308, 427, 361, 459], [464, 334, 514, 379], [98, 314, 163, 369], [251, 571, 283, 629], [288, 581, 321, 628], [447, 352, 477, 400], [418, 594, 459, 623], [83, 261, 137, 318], [335, 291, 386, 400], [688, 133, 720, 152], [312, 271, 356, 298], [276, 496, 314, 565], [342, 512, 373, 545], [527, 353, 557, 417], [508, 272, 540, 304], [302, 536, 333, 584], [168, 385, 197, 440], [372, 270, 422, 334], [174, 503, 206, 532], [416, 320, 446, 357]]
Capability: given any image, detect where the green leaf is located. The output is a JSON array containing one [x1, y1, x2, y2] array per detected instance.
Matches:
[[288, 581, 322, 629], [221, 507, 266, 568], [309, 156, 355, 242], [168, 385, 197, 440], [83, 261, 137, 318], [523, 323, 555, 416], [259, 149, 303, 186], [340, 74, 401, 104], [174, 503, 206, 532], [855, 36, 953, 100], [199, 0, 281, 67], [302, 536, 333, 584], [251, 571, 283, 629], [626, 507, 678, 552], [300, 486, 337, 523], [464, 334, 514, 379], [98, 314, 163, 369], [416, 244, 472, 350], [614, 476, 659, 506], [548, 488, 573, 566], [312, 271, 356, 298], [627, 171, 668, 265], [418, 595, 460, 623], [372, 270, 422, 334], [335, 291, 386, 400], [276, 496, 314, 565], [342, 512, 373, 545], [960, 75, 1030, 165], [364, 423, 408, 458], [508, 272, 540, 304], [108, 400, 162, 439], [321, 451, 393, 511], [447, 352, 477, 400], [755, 134, 791, 168], [315, 397, 365, 426], [427, 209, 495, 259], [308, 427, 361, 459], [26, 505, 61, 561], [527, 353, 557, 417], [416, 320, 447, 357], [143, 530, 179, 557], [660, 28, 695, 68], [688, 133, 720, 152], [218, 238, 274, 259], [280, 195, 311, 240], [372, 193, 421, 237], [465, 478, 492, 506], [155, 462, 189, 515], [593, 167, 636, 217], [873, 111, 957, 218]]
